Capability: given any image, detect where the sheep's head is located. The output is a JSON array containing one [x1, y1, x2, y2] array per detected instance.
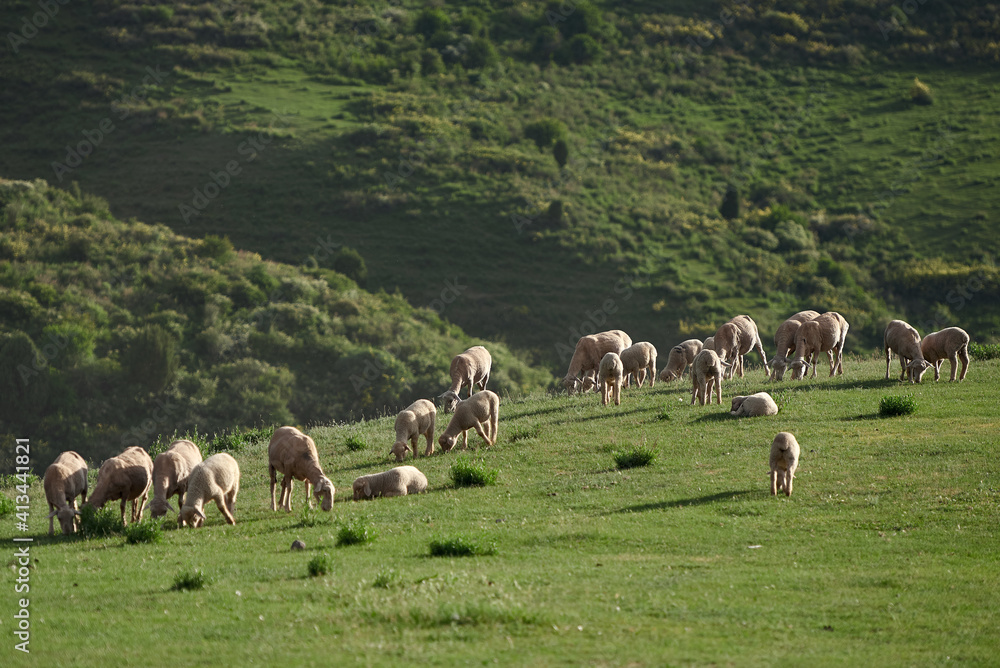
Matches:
[[561, 376, 581, 395], [581, 376, 598, 393], [178, 506, 205, 528], [908, 359, 932, 383], [390, 440, 409, 462], [769, 356, 788, 381], [660, 368, 680, 383], [352, 478, 371, 501], [314, 477, 334, 511], [149, 497, 175, 519], [730, 396, 747, 413], [438, 433, 457, 452], [437, 390, 461, 413], [49, 507, 80, 535], [789, 358, 810, 380]]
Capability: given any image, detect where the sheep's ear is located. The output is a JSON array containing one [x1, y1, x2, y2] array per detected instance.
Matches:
[[48, 510, 58, 519], [363, 481, 371, 497], [74, 510, 81, 516], [165, 501, 176, 513], [195, 508, 206, 519]]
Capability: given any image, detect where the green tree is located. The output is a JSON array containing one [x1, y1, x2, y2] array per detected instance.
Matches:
[[720, 185, 741, 220], [121, 325, 178, 393], [553, 138, 569, 168], [333, 247, 368, 285]]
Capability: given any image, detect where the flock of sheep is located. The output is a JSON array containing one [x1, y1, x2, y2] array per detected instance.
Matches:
[[43, 315, 972, 533]]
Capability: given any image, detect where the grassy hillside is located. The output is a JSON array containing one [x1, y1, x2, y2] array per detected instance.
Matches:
[[5, 357, 999, 665], [1, 0, 998, 369]]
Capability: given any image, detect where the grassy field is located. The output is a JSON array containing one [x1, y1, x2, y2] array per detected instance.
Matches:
[[6, 357, 999, 665]]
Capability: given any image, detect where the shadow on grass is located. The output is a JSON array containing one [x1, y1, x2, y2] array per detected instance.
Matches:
[[691, 410, 735, 423], [551, 407, 650, 425], [615, 489, 756, 514], [507, 404, 570, 419]]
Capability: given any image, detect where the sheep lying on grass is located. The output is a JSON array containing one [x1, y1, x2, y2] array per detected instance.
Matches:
[[884, 319, 932, 383], [179, 453, 241, 527], [789, 312, 850, 380], [438, 390, 500, 451], [149, 440, 202, 519], [691, 349, 728, 405], [770, 311, 819, 380], [920, 327, 971, 382], [353, 465, 428, 500], [769, 432, 800, 497], [620, 342, 657, 388], [87, 446, 153, 526], [659, 339, 703, 382], [44, 451, 87, 536], [268, 426, 334, 512], [438, 346, 492, 412], [391, 399, 437, 461], [562, 330, 630, 394], [730, 392, 779, 417], [599, 351, 624, 406]]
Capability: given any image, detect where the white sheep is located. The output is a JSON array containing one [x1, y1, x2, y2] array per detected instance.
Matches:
[[620, 342, 657, 388], [714, 315, 770, 378], [769, 432, 800, 497], [730, 392, 779, 417], [789, 312, 850, 380], [87, 446, 153, 526], [438, 346, 492, 412], [703, 335, 715, 351], [353, 465, 428, 500], [884, 319, 932, 383], [920, 327, 971, 382], [149, 440, 203, 518], [598, 351, 624, 406], [44, 451, 87, 536], [179, 453, 241, 527], [770, 310, 820, 380], [438, 390, 500, 451], [268, 426, 334, 513], [391, 399, 437, 461], [658, 339, 703, 383], [562, 331, 629, 394], [690, 349, 728, 405]]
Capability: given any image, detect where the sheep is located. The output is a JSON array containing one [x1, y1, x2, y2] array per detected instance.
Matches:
[[789, 312, 850, 380], [438, 346, 492, 412], [658, 339, 703, 383], [703, 336, 714, 351], [884, 319, 932, 383], [770, 311, 820, 380], [620, 342, 657, 388], [769, 432, 801, 497], [730, 392, 779, 417], [598, 351, 624, 406], [44, 451, 87, 536], [690, 349, 729, 405], [268, 426, 334, 513], [920, 327, 971, 382], [438, 390, 500, 451], [179, 453, 241, 528], [714, 315, 770, 379], [391, 399, 437, 461], [562, 331, 629, 394], [353, 465, 428, 500], [87, 446, 153, 526], [149, 440, 203, 518]]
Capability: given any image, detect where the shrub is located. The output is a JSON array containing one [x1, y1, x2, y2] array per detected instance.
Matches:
[[553, 139, 568, 168], [120, 325, 178, 393], [429, 535, 496, 557], [879, 394, 917, 417], [416, 9, 450, 38], [464, 38, 498, 69], [171, 569, 206, 591], [78, 505, 125, 539], [613, 445, 657, 469], [909, 77, 933, 105], [337, 520, 377, 546], [969, 342, 1000, 360], [524, 118, 567, 151], [720, 185, 741, 220], [124, 518, 163, 545], [333, 247, 368, 285], [307, 554, 333, 577], [556, 34, 602, 65], [531, 26, 562, 61], [0, 494, 14, 518], [450, 458, 499, 487], [343, 434, 366, 452]]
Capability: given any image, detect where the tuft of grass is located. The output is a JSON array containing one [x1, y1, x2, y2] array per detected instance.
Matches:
[[337, 520, 377, 546], [507, 423, 541, 442], [970, 342, 1000, 360], [170, 569, 206, 591], [450, 458, 499, 487], [307, 554, 333, 577], [879, 394, 917, 417], [0, 494, 14, 518], [655, 409, 671, 421], [343, 434, 367, 452], [297, 504, 322, 528], [124, 518, 163, 545], [78, 505, 125, 539], [429, 535, 497, 557], [909, 77, 934, 105], [0, 473, 40, 490], [372, 568, 400, 589], [613, 444, 657, 469]]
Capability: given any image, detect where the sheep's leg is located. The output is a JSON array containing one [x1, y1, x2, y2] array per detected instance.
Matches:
[[410, 434, 420, 459], [269, 465, 278, 511], [305, 480, 313, 510], [784, 469, 794, 497], [120, 499, 128, 527], [490, 409, 499, 445], [691, 381, 698, 405], [216, 494, 236, 525], [885, 348, 892, 379], [899, 356, 909, 381], [770, 470, 778, 496], [614, 381, 621, 406], [460, 429, 469, 451], [934, 360, 942, 381], [48, 503, 56, 535], [283, 476, 294, 512], [958, 345, 970, 381], [423, 428, 435, 456], [714, 373, 722, 405], [947, 352, 959, 381], [473, 421, 491, 448]]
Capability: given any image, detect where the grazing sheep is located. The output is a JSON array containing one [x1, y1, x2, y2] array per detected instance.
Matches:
[[789, 312, 850, 380], [884, 319, 932, 383], [730, 392, 779, 417], [605, 329, 633, 349], [87, 446, 153, 526], [620, 342, 657, 388], [268, 426, 334, 513], [659, 339, 703, 383], [391, 399, 437, 461], [770, 311, 820, 380], [920, 327, 971, 382], [438, 346, 492, 412], [44, 451, 87, 536], [703, 336, 715, 351], [562, 331, 629, 394], [691, 349, 728, 406], [353, 465, 428, 500], [598, 351, 624, 406], [149, 440, 203, 518], [715, 315, 770, 379], [438, 390, 500, 452], [769, 432, 800, 497], [179, 453, 241, 528]]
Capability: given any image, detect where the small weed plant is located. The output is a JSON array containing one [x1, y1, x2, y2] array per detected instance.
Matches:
[[307, 554, 333, 577], [124, 518, 163, 545], [337, 520, 377, 546], [429, 535, 497, 557], [450, 458, 499, 487], [613, 445, 657, 469], [372, 568, 400, 589], [507, 424, 541, 442], [879, 394, 917, 417], [170, 570, 206, 591], [344, 435, 366, 452], [78, 505, 125, 539]]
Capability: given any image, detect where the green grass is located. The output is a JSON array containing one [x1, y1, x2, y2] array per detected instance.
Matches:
[[336, 519, 377, 547], [307, 554, 333, 577], [450, 458, 499, 487], [879, 394, 918, 417]]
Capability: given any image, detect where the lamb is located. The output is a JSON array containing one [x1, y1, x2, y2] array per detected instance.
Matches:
[[44, 451, 87, 536], [179, 453, 241, 527], [714, 315, 770, 378], [658, 339, 703, 383], [438, 346, 492, 412], [268, 426, 334, 513], [391, 399, 437, 461], [730, 392, 779, 417], [562, 331, 629, 394], [149, 440, 203, 518], [920, 327, 971, 382], [769, 432, 800, 497], [598, 351, 624, 406], [87, 446, 153, 526], [883, 319, 932, 383], [703, 336, 715, 351], [619, 342, 657, 388], [352, 465, 428, 500], [438, 390, 500, 451], [770, 311, 820, 380], [690, 349, 728, 405], [789, 312, 850, 380]]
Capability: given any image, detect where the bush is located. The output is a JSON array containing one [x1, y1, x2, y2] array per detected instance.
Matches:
[[429, 535, 496, 557], [524, 118, 567, 151], [78, 505, 124, 539], [720, 185, 741, 220], [613, 445, 657, 469], [556, 34, 603, 65], [307, 554, 333, 577], [531, 26, 562, 61], [969, 342, 1000, 360], [879, 394, 917, 417], [343, 434, 366, 452], [120, 325, 178, 393], [333, 247, 368, 285], [124, 518, 163, 545], [909, 77, 933, 105], [337, 520, 377, 546], [416, 9, 450, 38], [171, 569, 206, 591], [451, 458, 499, 487], [464, 38, 498, 69], [0, 494, 14, 518], [553, 139, 568, 169]]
